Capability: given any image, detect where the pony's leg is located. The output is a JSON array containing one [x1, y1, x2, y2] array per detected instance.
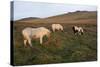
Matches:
[[78, 31, 81, 35], [60, 28, 62, 31], [81, 32, 83, 35], [40, 36, 43, 44], [53, 29, 55, 32], [79, 33, 81, 35], [74, 31, 77, 35], [75, 33, 77, 35], [24, 40, 27, 47], [28, 39, 32, 47], [61, 28, 64, 32]]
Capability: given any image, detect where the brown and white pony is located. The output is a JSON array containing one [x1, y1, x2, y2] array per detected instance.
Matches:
[[72, 26, 84, 35]]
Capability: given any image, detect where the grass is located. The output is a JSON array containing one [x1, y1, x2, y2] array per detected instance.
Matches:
[[12, 22, 97, 66]]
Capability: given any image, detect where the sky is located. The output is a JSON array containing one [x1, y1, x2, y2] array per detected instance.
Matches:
[[12, 1, 97, 20]]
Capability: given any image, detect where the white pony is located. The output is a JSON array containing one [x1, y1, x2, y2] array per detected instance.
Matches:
[[72, 26, 84, 35], [51, 24, 64, 32], [22, 27, 51, 47]]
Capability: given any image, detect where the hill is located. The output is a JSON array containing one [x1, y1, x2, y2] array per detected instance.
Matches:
[[14, 11, 97, 24], [15, 17, 40, 22], [44, 11, 97, 24]]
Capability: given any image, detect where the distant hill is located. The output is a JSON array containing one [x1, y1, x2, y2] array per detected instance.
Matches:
[[43, 11, 97, 24], [18, 17, 39, 21], [14, 11, 97, 24], [15, 17, 40, 22]]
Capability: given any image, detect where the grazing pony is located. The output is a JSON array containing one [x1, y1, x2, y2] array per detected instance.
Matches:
[[22, 27, 51, 47], [51, 24, 64, 32], [72, 26, 84, 35]]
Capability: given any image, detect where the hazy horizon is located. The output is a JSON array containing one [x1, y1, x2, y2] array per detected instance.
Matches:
[[11, 1, 97, 20]]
